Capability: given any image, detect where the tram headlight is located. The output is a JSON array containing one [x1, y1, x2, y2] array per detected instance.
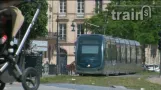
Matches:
[[87, 64, 91, 67]]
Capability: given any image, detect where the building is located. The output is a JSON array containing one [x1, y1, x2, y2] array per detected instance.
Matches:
[[46, 0, 110, 65]]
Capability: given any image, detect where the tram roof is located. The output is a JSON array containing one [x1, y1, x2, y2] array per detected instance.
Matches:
[[124, 39, 130, 44], [79, 34, 141, 46], [105, 36, 140, 46], [119, 38, 126, 44], [104, 36, 112, 40], [134, 41, 141, 46], [115, 38, 120, 43], [128, 40, 136, 45]]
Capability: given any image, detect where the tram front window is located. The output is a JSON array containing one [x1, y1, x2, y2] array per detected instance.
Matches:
[[77, 38, 102, 68], [82, 46, 99, 54], [80, 45, 100, 62]]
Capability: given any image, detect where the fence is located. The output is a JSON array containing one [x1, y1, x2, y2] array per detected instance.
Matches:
[[25, 54, 43, 77]]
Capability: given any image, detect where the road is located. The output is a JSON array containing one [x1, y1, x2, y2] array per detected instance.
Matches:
[[4, 83, 135, 90]]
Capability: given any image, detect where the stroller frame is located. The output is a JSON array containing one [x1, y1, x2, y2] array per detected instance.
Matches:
[[0, 1, 41, 90]]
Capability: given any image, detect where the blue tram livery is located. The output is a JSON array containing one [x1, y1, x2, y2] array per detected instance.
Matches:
[[75, 34, 142, 75]]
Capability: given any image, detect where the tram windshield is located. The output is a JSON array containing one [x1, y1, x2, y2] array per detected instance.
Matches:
[[81, 45, 99, 54], [77, 37, 102, 64]]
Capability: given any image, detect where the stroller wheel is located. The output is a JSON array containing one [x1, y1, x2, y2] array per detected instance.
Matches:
[[0, 82, 5, 90], [22, 67, 40, 90]]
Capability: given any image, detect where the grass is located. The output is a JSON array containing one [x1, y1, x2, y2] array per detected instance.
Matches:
[[40, 71, 161, 90], [137, 71, 160, 76]]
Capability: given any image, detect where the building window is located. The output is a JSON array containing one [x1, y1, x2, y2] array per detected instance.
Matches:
[[48, 4, 52, 12], [60, 0, 66, 13], [77, 0, 84, 14], [95, 0, 102, 13], [59, 24, 66, 40], [77, 24, 84, 37]]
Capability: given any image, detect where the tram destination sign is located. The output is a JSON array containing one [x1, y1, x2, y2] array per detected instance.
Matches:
[[30, 40, 48, 51]]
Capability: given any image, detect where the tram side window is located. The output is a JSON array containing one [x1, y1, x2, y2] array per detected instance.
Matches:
[[134, 46, 136, 63], [116, 44, 120, 62], [113, 44, 117, 61], [120, 44, 125, 63], [111, 43, 117, 61], [121, 44, 126, 63], [130, 46, 132, 63], [125, 45, 127, 63], [127, 45, 131, 63], [131, 45, 136, 63], [104, 42, 108, 61], [121, 45, 123, 62], [108, 44, 112, 61], [135, 47, 138, 63]]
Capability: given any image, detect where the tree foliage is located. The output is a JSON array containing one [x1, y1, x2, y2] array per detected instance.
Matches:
[[18, 0, 48, 39], [87, 0, 161, 45]]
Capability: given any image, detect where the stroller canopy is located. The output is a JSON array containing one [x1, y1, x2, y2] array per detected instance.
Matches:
[[0, 1, 24, 38], [0, 6, 24, 38], [9, 6, 24, 38]]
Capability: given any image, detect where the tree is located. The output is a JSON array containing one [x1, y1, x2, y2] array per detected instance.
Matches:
[[18, 0, 48, 39], [86, 0, 161, 64]]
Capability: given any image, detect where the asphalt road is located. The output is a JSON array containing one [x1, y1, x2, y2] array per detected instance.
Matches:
[[4, 83, 135, 90]]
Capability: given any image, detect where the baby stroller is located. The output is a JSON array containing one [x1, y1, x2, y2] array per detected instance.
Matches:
[[0, 0, 40, 90]]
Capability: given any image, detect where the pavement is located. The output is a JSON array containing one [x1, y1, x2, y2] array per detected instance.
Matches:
[[147, 76, 161, 85], [5, 84, 74, 90], [5, 74, 161, 90], [4, 83, 135, 90]]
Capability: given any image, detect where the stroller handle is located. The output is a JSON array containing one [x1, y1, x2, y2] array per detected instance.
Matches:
[[15, 1, 41, 56]]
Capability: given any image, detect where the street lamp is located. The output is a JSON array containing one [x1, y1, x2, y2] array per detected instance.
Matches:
[[71, 21, 75, 31], [56, 12, 60, 75], [71, 21, 76, 57]]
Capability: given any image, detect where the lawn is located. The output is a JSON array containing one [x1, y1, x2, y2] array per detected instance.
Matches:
[[40, 71, 161, 90]]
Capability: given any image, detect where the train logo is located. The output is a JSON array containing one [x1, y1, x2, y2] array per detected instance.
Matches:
[[111, 5, 152, 20]]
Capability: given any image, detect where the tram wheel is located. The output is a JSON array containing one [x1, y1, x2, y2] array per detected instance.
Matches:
[[0, 82, 5, 90], [22, 67, 40, 90]]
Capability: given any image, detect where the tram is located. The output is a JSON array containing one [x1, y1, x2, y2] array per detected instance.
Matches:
[[75, 34, 142, 75]]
